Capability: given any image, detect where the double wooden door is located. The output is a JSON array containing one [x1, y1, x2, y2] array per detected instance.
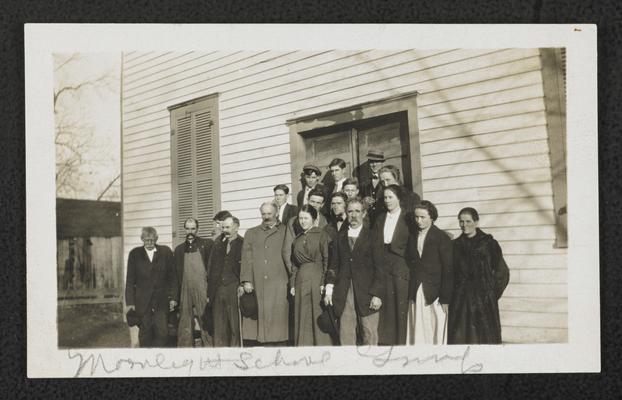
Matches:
[[302, 112, 414, 191]]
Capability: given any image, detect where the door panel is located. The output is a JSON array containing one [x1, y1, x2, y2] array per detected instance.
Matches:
[[357, 119, 412, 190], [304, 129, 353, 187], [302, 113, 413, 192]]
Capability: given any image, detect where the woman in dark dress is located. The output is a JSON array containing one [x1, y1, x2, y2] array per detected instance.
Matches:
[[372, 184, 412, 345], [448, 207, 510, 344], [287, 205, 333, 346]]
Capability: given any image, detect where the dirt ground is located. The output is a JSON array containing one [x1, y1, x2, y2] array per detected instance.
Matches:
[[58, 302, 131, 348]]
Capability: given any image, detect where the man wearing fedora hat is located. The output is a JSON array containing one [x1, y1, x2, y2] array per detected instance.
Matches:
[[206, 216, 244, 347], [354, 149, 386, 225]]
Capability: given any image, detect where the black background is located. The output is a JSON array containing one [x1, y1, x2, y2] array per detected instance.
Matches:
[[2, 0, 620, 398]]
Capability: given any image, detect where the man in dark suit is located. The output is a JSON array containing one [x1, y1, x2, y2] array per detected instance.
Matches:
[[355, 149, 385, 200], [273, 184, 298, 224], [325, 198, 384, 345], [406, 200, 454, 345], [172, 218, 214, 347], [125, 227, 176, 347], [207, 216, 244, 347]]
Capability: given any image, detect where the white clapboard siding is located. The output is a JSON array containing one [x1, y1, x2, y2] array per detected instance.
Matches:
[[121, 48, 567, 343]]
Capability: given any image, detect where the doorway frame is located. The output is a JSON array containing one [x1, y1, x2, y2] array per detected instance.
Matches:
[[286, 91, 422, 198]]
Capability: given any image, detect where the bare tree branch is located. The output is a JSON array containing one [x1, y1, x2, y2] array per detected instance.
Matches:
[[97, 174, 121, 201]]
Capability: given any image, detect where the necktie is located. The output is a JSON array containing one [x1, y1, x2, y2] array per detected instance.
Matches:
[[348, 236, 356, 250], [224, 238, 230, 254], [373, 174, 379, 180]]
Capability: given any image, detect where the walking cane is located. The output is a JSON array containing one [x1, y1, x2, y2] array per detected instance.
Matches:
[[237, 289, 244, 348]]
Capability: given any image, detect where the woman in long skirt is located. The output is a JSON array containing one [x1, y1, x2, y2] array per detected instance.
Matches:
[[447, 207, 510, 344], [288, 205, 333, 346], [372, 184, 413, 345]]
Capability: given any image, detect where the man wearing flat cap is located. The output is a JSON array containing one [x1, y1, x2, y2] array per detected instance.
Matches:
[[296, 163, 329, 210]]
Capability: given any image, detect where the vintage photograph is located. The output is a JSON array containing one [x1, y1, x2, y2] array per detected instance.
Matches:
[[27, 24, 598, 377]]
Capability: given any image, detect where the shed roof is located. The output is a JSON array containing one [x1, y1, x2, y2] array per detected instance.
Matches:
[[56, 198, 121, 239]]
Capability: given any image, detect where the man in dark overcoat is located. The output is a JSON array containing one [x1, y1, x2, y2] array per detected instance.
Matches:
[[241, 203, 289, 346], [125, 227, 176, 347]]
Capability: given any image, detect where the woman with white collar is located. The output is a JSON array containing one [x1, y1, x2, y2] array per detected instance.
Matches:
[[372, 184, 413, 345]]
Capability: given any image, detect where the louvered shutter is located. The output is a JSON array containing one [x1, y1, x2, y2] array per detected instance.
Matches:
[[170, 95, 220, 247]]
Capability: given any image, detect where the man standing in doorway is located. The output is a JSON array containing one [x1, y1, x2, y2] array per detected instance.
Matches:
[[240, 203, 290, 346], [356, 150, 386, 223], [172, 218, 214, 347], [125, 227, 176, 347]]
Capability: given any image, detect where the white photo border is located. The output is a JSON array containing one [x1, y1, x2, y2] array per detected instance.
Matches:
[[26, 23, 599, 377]]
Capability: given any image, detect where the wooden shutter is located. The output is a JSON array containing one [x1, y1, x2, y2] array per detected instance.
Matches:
[[170, 94, 220, 247]]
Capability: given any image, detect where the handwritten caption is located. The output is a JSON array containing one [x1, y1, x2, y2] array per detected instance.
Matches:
[[67, 346, 482, 377]]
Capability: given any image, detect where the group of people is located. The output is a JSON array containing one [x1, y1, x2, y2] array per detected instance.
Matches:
[[125, 149, 510, 348]]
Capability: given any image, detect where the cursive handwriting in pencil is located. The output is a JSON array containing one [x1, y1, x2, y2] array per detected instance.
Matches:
[[355, 345, 483, 373]]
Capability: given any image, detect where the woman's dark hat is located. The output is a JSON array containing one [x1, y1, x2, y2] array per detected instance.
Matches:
[[366, 149, 385, 162], [317, 305, 339, 340], [239, 292, 258, 320], [126, 309, 141, 327]]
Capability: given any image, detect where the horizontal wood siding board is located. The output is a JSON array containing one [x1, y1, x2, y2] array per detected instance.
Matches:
[[499, 297, 567, 313], [503, 283, 567, 298], [219, 132, 290, 155], [501, 310, 567, 329], [221, 163, 292, 184], [443, 227, 554, 243], [511, 269, 567, 284], [220, 143, 290, 165], [435, 195, 554, 215], [502, 326, 567, 343], [123, 199, 172, 213], [504, 254, 566, 269]]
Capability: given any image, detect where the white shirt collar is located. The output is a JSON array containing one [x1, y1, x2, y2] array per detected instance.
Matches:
[[348, 224, 363, 237]]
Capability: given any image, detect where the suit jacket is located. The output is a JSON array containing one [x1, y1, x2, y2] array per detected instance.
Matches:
[[280, 203, 298, 224], [173, 236, 214, 303], [407, 224, 454, 305], [372, 210, 412, 280], [353, 161, 374, 189], [125, 244, 175, 317], [326, 225, 384, 317], [206, 236, 243, 300]]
